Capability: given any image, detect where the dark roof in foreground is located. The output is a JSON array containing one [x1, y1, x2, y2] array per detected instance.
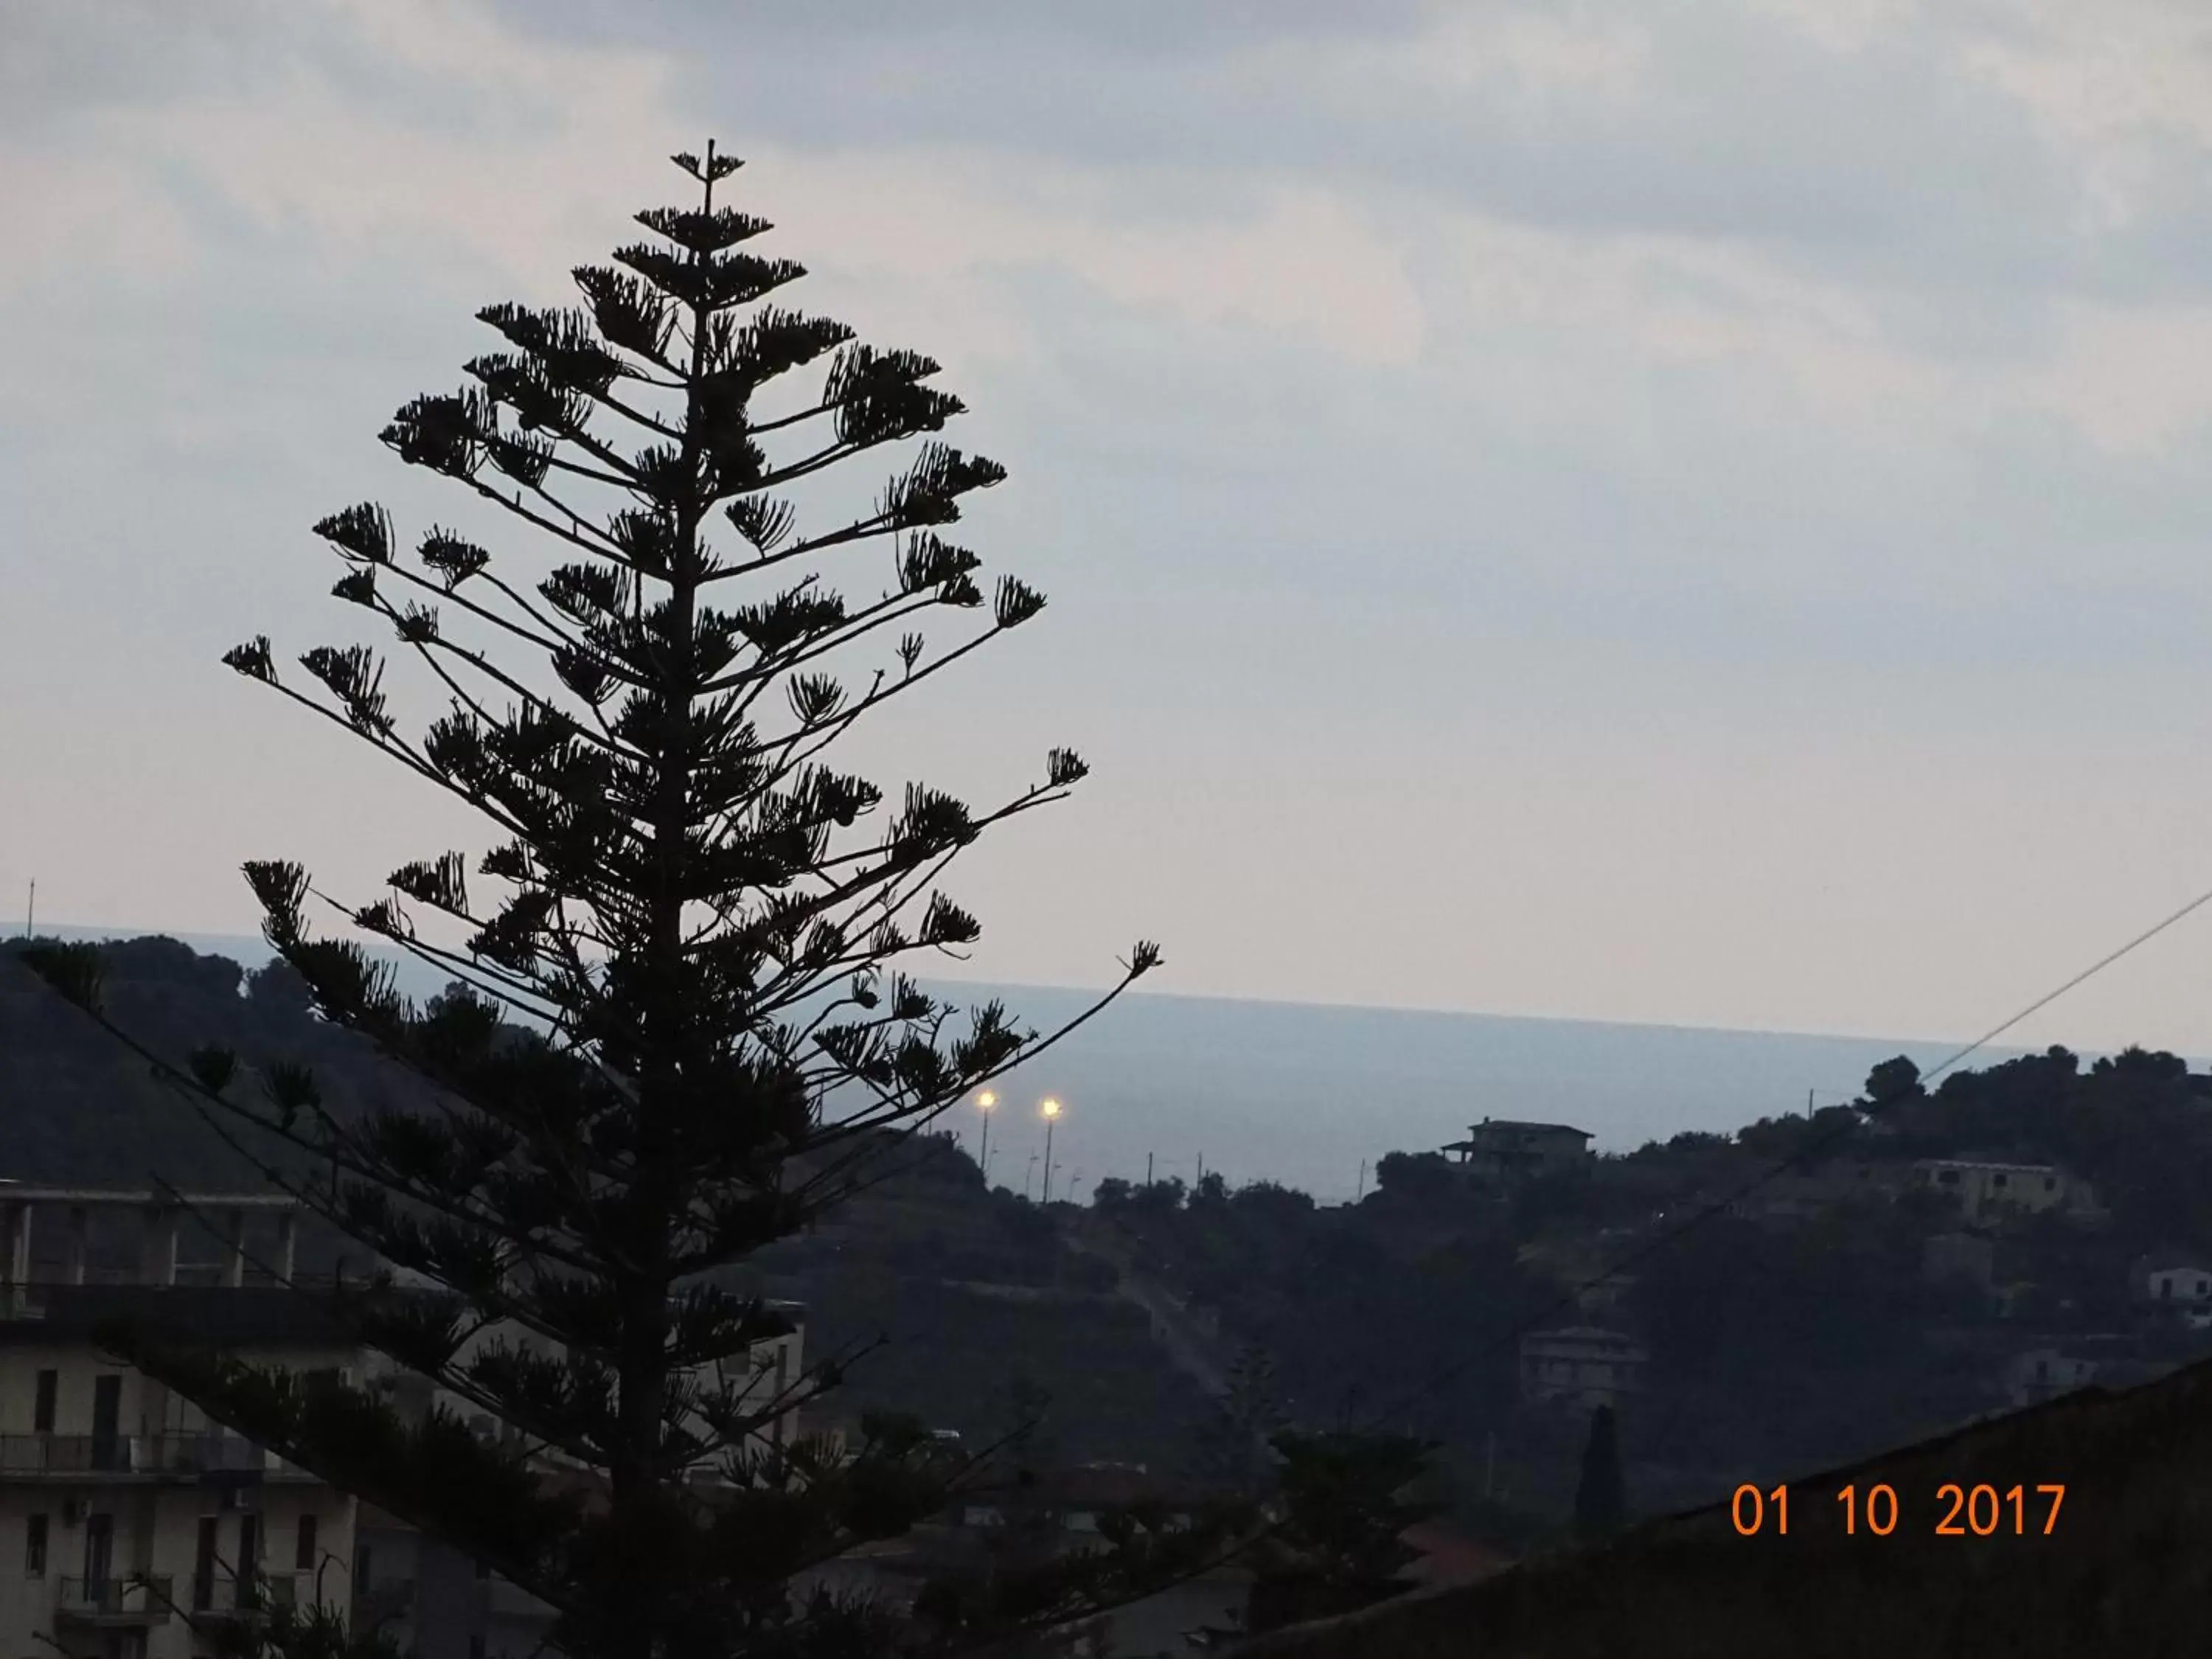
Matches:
[[1235, 1354, 2212, 1658], [0, 1285, 357, 1349]]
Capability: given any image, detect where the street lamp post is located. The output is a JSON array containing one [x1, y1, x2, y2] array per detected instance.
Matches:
[[975, 1090, 998, 1180], [1040, 1097, 1063, 1203]]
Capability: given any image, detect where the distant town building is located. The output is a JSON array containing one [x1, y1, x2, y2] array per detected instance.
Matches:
[[1999, 1335, 2149, 1410], [1910, 1159, 2094, 1225], [1519, 1327, 1646, 1411], [1444, 1121, 1593, 1183], [2131, 1256, 2212, 1306]]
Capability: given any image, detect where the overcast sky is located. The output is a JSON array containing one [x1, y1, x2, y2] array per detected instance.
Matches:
[[10, 0, 2212, 1051]]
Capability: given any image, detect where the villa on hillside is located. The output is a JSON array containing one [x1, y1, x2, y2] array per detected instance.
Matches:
[[1909, 1159, 2098, 1225], [1443, 1121, 1593, 1183]]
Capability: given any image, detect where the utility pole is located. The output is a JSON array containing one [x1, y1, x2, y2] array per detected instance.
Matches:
[[1197, 1152, 1205, 1187], [1041, 1098, 1062, 1204], [1025, 1152, 1039, 1203], [1146, 1152, 1154, 1188], [22, 880, 32, 939], [1356, 1160, 1367, 1202]]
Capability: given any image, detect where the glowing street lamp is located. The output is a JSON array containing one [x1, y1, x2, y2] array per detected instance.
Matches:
[[1040, 1097, 1063, 1203], [975, 1090, 998, 1177]]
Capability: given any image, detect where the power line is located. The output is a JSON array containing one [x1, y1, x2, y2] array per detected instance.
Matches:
[[1350, 875, 2212, 1438]]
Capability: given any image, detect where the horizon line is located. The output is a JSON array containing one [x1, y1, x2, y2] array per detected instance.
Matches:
[[15, 917, 2134, 1065]]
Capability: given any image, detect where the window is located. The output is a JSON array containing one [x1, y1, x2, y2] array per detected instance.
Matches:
[[355, 1545, 373, 1596], [1938, 1169, 1960, 1186], [32, 1371, 56, 1433], [192, 1519, 217, 1613], [1992, 1172, 2008, 1189], [2044, 1177, 2057, 1192], [296, 1514, 318, 1573], [237, 1514, 260, 1604], [80, 1514, 111, 1587], [24, 1514, 46, 1577]]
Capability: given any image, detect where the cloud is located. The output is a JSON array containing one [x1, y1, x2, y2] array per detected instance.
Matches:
[[18, 0, 2212, 1044], [739, 151, 1425, 367], [5, 1, 1426, 369]]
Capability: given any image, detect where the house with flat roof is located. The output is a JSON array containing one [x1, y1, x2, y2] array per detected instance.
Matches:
[[1909, 1159, 2094, 1225], [1442, 1121, 1593, 1183]]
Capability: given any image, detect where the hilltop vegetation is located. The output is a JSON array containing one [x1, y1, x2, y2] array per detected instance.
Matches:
[[12, 935, 2212, 1538], [1088, 1042, 2212, 1527]]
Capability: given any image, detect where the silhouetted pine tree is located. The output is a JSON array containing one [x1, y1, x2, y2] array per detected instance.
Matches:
[[25, 143, 1231, 1659], [1573, 1404, 1626, 1542], [1193, 1343, 1284, 1499], [1245, 1429, 1439, 1632]]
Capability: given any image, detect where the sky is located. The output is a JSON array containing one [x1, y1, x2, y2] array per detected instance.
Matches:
[[10, 1, 2212, 1054]]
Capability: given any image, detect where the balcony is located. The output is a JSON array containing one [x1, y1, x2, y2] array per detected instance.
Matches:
[[193, 1571, 311, 1620], [55, 1576, 175, 1626], [0, 1433, 304, 1479]]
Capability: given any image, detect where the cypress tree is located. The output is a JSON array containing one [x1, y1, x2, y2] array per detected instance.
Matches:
[[1573, 1403, 1626, 1542], [25, 142, 1222, 1658]]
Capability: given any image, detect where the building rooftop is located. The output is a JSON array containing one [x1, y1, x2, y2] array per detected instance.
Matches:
[[1910, 1157, 2067, 1175], [0, 1183, 299, 1209], [1234, 1350, 2212, 1657]]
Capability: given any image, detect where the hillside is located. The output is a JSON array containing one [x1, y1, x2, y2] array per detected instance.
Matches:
[[12, 934, 2212, 1538], [1091, 1044, 2212, 1530], [0, 935, 1218, 1472]]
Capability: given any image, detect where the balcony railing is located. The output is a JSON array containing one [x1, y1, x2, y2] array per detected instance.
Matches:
[[192, 1571, 310, 1618], [0, 1433, 294, 1477], [55, 1576, 175, 1624]]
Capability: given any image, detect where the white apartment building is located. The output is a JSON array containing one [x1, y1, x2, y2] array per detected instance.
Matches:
[[0, 1184, 808, 1659], [0, 1186, 358, 1659], [1519, 1326, 1648, 1412]]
